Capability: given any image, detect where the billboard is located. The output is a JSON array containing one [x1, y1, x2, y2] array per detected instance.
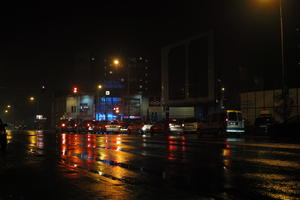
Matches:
[[161, 31, 215, 106]]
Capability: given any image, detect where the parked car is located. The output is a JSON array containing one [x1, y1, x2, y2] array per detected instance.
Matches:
[[254, 115, 275, 134], [269, 115, 300, 138], [182, 118, 201, 134], [150, 119, 184, 134]]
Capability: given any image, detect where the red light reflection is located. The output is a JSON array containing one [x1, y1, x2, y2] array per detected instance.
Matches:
[[167, 136, 186, 160]]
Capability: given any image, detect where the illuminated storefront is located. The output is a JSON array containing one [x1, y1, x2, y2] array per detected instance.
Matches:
[[95, 97, 122, 121]]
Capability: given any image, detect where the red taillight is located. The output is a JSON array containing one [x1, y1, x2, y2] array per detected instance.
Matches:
[[61, 123, 66, 127], [75, 124, 77, 127], [87, 123, 90, 127], [105, 125, 109, 128]]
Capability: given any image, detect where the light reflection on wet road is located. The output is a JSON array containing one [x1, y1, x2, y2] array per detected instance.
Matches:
[[0, 130, 300, 199]]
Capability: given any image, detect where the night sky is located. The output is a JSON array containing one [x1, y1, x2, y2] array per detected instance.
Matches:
[[1, 0, 300, 106]]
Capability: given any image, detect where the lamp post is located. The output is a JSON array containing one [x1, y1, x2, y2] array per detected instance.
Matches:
[[112, 58, 131, 119], [29, 96, 38, 129], [279, 0, 289, 122], [259, 0, 288, 121], [279, 0, 285, 89], [96, 84, 103, 120]]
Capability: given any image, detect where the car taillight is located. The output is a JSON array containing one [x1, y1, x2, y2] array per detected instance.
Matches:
[[75, 124, 77, 127], [61, 123, 66, 127], [87, 123, 90, 127], [105, 125, 109, 128]]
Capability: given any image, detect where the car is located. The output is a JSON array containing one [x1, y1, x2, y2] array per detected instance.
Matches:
[[269, 115, 300, 138], [182, 118, 201, 134], [254, 115, 275, 134], [78, 120, 95, 133], [127, 121, 144, 134], [14, 124, 27, 130], [140, 122, 154, 134], [119, 122, 130, 133], [150, 119, 184, 135], [57, 120, 78, 132], [84, 120, 106, 133], [93, 121, 107, 133], [103, 120, 122, 133]]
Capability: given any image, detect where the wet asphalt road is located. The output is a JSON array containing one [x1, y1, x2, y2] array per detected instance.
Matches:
[[0, 130, 300, 200]]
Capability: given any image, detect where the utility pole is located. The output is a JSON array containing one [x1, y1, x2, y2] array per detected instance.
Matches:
[[279, 0, 289, 122]]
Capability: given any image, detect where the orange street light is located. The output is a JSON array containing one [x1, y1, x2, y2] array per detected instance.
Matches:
[[29, 97, 35, 101], [113, 59, 120, 66]]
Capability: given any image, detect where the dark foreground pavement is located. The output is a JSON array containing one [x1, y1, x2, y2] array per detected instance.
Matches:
[[0, 130, 300, 200]]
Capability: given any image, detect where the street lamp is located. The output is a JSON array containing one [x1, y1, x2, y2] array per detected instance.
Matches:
[[259, 0, 288, 121], [28, 96, 38, 128], [113, 59, 120, 66], [96, 84, 103, 120], [278, 0, 289, 122], [265, 0, 285, 90], [112, 58, 131, 119]]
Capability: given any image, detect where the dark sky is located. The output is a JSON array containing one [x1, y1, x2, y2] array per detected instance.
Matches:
[[1, 0, 300, 104]]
